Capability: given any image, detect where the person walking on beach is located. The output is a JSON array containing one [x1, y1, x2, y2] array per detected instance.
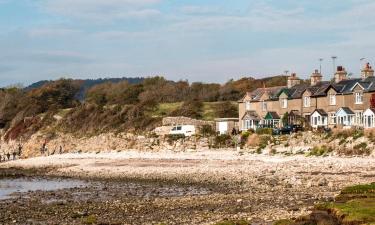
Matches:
[[18, 144, 22, 157], [59, 145, 63, 154], [6, 152, 10, 161], [41, 140, 47, 155], [12, 151, 16, 160]]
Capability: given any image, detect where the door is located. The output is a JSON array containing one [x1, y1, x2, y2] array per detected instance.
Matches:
[[219, 122, 228, 134]]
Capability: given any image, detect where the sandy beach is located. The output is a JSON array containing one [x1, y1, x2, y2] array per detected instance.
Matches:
[[1, 150, 375, 224]]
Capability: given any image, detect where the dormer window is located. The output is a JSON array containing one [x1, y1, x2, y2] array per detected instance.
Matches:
[[245, 101, 251, 111], [355, 92, 363, 104], [304, 96, 311, 108], [329, 94, 336, 105]]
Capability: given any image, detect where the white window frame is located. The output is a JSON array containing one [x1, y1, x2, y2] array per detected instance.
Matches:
[[262, 101, 267, 112], [245, 101, 251, 111], [329, 113, 336, 124], [355, 111, 363, 126], [355, 92, 363, 104], [281, 98, 287, 109], [304, 96, 310, 108], [329, 94, 336, 105]]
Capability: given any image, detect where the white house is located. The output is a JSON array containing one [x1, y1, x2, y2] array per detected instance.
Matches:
[[241, 111, 261, 130], [336, 107, 355, 127], [310, 109, 328, 128], [364, 108, 375, 129]]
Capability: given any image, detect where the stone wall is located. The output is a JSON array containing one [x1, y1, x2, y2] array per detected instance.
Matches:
[[162, 117, 214, 127]]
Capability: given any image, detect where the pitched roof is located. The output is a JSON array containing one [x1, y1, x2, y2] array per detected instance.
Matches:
[[241, 111, 261, 121], [264, 111, 280, 120], [252, 86, 286, 101], [312, 109, 328, 116], [243, 75, 375, 103], [338, 107, 355, 115], [365, 108, 375, 115]]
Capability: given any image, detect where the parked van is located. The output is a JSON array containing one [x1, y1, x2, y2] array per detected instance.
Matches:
[[169, 125, 196, 137]]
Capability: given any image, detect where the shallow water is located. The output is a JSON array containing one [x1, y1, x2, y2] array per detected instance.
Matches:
[[0, 177, 88, 200]]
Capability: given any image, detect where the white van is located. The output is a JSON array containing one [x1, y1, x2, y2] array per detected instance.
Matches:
[[169, 125, 196, 137]]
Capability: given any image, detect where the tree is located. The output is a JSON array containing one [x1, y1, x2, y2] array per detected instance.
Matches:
[[170, 100, 204, 119], [214, 101, 238, 118], [282, 112, 289, 126]]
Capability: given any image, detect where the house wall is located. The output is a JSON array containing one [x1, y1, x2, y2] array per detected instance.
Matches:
[[215, 121, 238, 134], [238, 94, 252, 131], [238, 81, 375, 130], [301, 91, 316, 116]]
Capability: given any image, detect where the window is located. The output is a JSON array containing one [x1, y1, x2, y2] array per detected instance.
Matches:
[[329, 94, 336, 105], [355, 112, 363, 125], [262, 101, 267, 111], [281, 98, 287, 108], [245, 101, 251, 111], [355, 92, 363, 104], [244, 120, 251, 129], [330, 113, 336, 124], [304, 96, 311, 107]]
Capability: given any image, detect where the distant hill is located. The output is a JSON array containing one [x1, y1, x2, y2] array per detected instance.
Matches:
[[25, 77, 144, 100]]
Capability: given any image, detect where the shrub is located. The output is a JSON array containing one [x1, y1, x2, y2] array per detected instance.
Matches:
[[82, 215, 97, 225], [199, 124, 216, 137], [308, 146, 333, 156], [165, 134, 185, 144], [339, 139, 347, 146], [214, 101, 238, 118], [353, 129, 364, 140], [353, 142, 370, 155], [214, 134, 233, 148], [256, 128, 273, 135]]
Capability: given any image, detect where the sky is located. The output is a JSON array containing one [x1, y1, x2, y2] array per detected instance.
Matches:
[[1, 0, 375, 86]]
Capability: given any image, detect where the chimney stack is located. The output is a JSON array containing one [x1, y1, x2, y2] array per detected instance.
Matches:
[[310, 69, 322, 86], [335, 66, 347, 83], [287, 73, 301, 88], [361, 62, 374, 79]]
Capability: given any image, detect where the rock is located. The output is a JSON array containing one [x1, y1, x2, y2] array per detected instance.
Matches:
[[317, 178, 328, 186]]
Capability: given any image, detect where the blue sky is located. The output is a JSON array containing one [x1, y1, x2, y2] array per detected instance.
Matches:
[[1, 0, 375, 86]]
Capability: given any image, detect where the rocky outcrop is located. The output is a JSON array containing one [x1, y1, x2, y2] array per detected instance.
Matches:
[[0, 132, 212, 158]]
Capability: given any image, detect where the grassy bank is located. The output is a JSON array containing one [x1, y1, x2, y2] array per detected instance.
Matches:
[[317, 183, 375, 225], [274, 183, 375, 225]]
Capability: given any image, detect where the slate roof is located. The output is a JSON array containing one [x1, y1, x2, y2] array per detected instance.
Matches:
[[312, 109, 328, 116], [241, 111, 261, 121], [265, 111, 280, 120], [338, 107, 355, 115], [249, 86, 286, 101], [281, 83, 310, 99], [242, 75, 375, 103]]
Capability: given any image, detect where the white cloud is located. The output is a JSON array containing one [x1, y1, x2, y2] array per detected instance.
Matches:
[[41, 0, 162, 22]]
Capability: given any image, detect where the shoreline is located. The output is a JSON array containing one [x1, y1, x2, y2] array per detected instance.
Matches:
[[1, 150, 375, 224]]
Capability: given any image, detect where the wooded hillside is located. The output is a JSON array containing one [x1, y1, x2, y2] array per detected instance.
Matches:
[[0, 75, 287, 140]]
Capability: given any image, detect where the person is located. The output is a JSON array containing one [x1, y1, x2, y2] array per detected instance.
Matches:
[[6, 152, 10, 161], [0, 155, 2, 162], [18, 144, 22, 156], [12, 152, 16, 160], [59, 146, 63, 154]]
